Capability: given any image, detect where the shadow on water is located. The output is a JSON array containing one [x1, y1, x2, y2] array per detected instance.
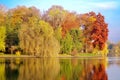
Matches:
[[0, 57, 120, 80]]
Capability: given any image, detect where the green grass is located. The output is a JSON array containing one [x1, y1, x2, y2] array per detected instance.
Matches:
[[78, 53, 101, 57], [0, 53, 103, 58], [58, 53, 102, 58]]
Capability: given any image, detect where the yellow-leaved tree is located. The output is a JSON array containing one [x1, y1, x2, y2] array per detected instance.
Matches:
[[19, 19, 60, 57]]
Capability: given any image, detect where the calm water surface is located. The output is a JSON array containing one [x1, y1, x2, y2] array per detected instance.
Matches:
[[0, 57, 120, 80]]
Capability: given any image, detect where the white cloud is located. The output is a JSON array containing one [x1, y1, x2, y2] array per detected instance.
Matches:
[[89, 1, 118, 10]]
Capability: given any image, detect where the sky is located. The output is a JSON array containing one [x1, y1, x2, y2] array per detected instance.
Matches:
[[0, 0, 120, 43]]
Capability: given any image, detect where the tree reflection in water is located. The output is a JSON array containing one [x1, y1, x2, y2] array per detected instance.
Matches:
[[91, 63, 108, 80], [0, 58, 108, 80], [18, 58, 60, 80], [4, 58, 60, 80], [59, 58, 108, 80]]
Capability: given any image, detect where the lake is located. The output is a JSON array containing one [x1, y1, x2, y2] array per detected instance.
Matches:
[[0, 57, 120, 80]]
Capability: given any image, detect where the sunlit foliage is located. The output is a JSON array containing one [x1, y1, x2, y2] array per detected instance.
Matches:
[[0, 26, 6, 51], [19, 20, 60, 57], [42, 5, 66, 29], [0, 5, 6, 51], [61, 12, 80, 37], [79, 12, 108, 53], [0, 4, 109, 56], [6, 6, 41, 47]]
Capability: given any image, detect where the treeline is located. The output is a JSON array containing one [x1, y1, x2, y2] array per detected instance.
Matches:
[[0, 5, 108, 56], [108, 41, 120, 56]]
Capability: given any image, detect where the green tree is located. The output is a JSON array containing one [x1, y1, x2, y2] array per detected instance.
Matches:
[[6, 6, 41, 47], [69, 29, 83, 52], [54, 27, 62, 42], [0, 26, 6, 52], [19, 20, 60, 57], [0, 5, 6, 52], [61, 32, 73, 54]]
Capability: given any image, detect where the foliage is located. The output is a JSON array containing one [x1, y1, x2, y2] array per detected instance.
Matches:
[[79, 12, 108, 53], [91, 13, 108, 50], [6, 6, 41, 47], [69, 28, 83, 52], [79, 12, 96, 52], [0, 5, 6, 26], [54, 26, 62, 42], [42, 5, 66, 29], [61, 12, 80, 37], [0, 26, 6, 51], [19, 20, 60, 57], [61, 32, 73, 54], [0, 5, 109, 56], [100, 43, 108, 56], [108, 41, 120, 56]]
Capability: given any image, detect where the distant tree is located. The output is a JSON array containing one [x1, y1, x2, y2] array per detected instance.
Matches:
[[108, 41, 120, 56], [19, 20, 60, 57]]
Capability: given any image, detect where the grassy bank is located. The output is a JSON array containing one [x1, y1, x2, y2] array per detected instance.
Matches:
[[0, 53, 104, 58], [58, 53, 103, 58]]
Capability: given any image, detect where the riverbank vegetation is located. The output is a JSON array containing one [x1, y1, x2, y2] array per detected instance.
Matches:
[[0, 5, 109, 57], [107, 41, 120, 57]]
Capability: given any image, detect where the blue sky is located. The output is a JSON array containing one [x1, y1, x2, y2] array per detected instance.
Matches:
[[0, 0, 120, 43]]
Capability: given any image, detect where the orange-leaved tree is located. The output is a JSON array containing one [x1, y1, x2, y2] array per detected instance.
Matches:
[[61, 12, 80, 37]]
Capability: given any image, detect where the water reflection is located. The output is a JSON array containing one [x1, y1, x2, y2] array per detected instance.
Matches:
[[0, 58, 6, 80], [18, 58, 60, 80], [58, 58, 108, 80], [0, 57, 120, 80], [0, 58, 60, 80]]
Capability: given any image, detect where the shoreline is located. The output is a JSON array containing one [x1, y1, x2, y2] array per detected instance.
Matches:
[[0, 54, 105, 58]]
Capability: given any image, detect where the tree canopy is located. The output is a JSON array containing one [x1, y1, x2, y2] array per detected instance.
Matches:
[[0, 4, 109, 56]]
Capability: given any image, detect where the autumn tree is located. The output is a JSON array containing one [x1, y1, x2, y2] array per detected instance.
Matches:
[[19, 20, 60, 57], [69, 28, 83, 53], [54, 27, 62, 42], [42, 5, 66, 29], [79, 12, 96, 52], [79, 12, 108, 53], [61, 12, 80, 37], [0, 5, 6, 52], [6, 6, 41, 47], [91, 13, 108, 50], [60, 32, 73, 54], [0, 26, 6, 52]]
